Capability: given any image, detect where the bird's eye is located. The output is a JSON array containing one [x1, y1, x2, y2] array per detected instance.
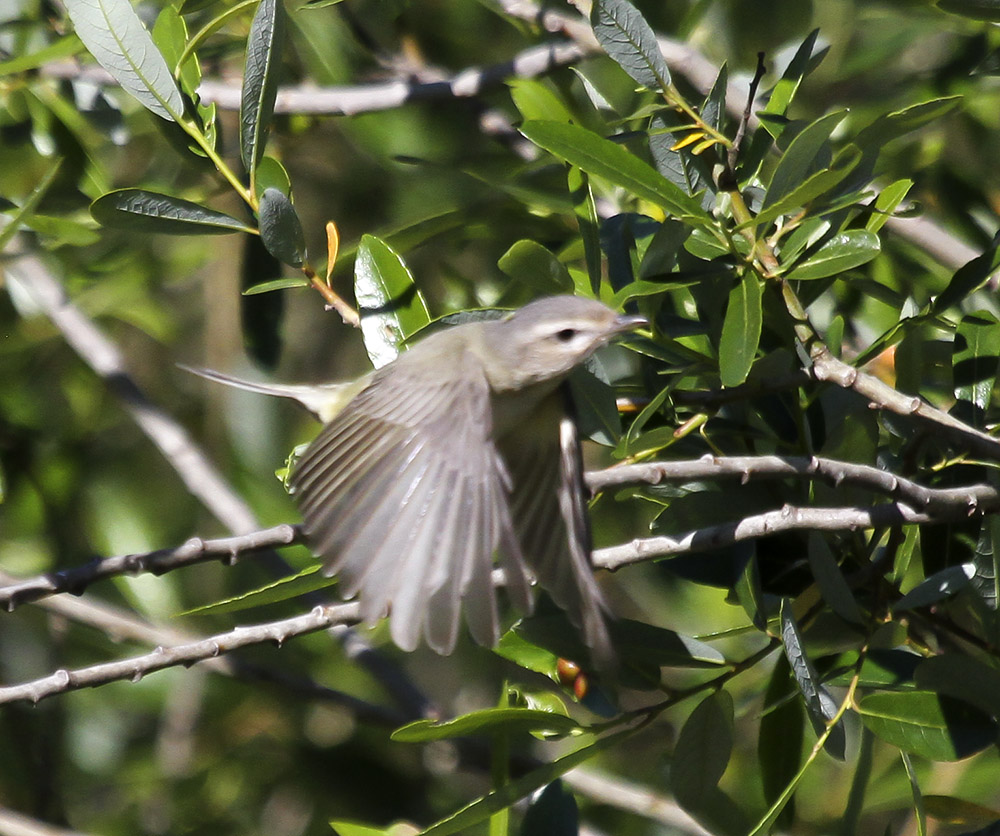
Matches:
[[555, 328, 577, 342]]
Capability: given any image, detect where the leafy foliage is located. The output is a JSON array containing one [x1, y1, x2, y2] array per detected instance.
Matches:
[[5, 0, 1000, 835]]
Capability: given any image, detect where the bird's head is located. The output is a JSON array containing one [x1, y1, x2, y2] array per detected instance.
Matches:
[[483, 295, 647, 390]]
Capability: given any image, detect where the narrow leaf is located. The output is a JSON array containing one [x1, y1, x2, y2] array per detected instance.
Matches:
[[392, 709, 580, 743], [807, 532, 864, 624], [858, 691, 995, 761], [519, 121, 710, 222], [719, 273, 762, 387], [784, 230, 881, 280], [781, 599, 846, 760], [91, 189, 253, 234], [932, 231, 1000, 314], [258, 187, 306, 266], [65, 0, 184, 121], [241, 0, 286, 176], [914, 655, 1000, 719], [591, 0, 671, 92], [867, 179, 914, 233], [893, 564, 976, 612], [354, 234, 431, 369], [760, 30, 822, 124], [764, 110, 848, 209], [243, 277, 310, 295]]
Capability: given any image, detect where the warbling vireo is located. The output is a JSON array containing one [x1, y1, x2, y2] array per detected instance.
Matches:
[[188, 295, 645, 665]]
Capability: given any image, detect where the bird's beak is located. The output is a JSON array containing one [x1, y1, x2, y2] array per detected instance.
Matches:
[[612, 313, 649, 335]]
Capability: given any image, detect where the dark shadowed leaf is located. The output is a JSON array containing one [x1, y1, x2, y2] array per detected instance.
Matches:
[[937, 0, 1000, 20], [932, 232, 1000, 314], [590, 0, 671, 92], [759, 656, 802, 828], [241, 0, 286, 176], [764, 110, 847, 209], [355, 234, 431, 369], [858, 691, 996, 761], [893, 564, 976, 612], [915, 655, 1000, 718], [91, 189, 252, 234], [520, 780, 579, 836], [65, 0, 184, 121], [807, 532, 864, 624], [258, 187, 306, 266]]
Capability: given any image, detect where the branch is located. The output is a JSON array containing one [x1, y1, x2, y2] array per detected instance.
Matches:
[[3, 455, 995, 609], [0, 525, 301, 611], [594, 502, 940, 571], [0, 569, 402, 724], [0, 601, 361, 706], [587, 455, 1000, 514]]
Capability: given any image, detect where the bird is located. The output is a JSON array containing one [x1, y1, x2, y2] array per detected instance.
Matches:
[[186, 295, 646, 666]]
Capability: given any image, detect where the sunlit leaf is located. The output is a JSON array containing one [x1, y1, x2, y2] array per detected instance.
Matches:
[[392, 708, 581, 743], [783, 230, 881, 280], [719, 273, 762, 387], [65, 0, 184, 121], [355, 234, 431, 369]]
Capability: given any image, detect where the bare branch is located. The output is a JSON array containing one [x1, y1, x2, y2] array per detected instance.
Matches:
[[0, 525, 301, 611], [594, 502, 939, 571], [587, 455, 1000, 514], [0, 602, 361, 706]]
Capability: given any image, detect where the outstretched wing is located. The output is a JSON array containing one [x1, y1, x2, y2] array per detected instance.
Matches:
[[289, 349, 531, 654], [501, 387, 614, 669]]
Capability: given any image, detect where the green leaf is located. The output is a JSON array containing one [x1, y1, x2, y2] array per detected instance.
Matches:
[[857, 691, 996, 761], [807, 532, 864, 624], [91, 189, 253, 235], [932, 232, 1000, 314], [867, 179, 914, 233], [747, 146, 861, 231], [854, 97, 962, 152], [568, 167, 602, 295], [253, 155, 292, 200], [893, 564, 976, 612], [719, 273, 762, 387], [568, 360, 621, 445], [923, 795, 1000, 827], [0, 34, 82, 76], [672, 691, 734, 806], [915, 655, 1000, 718], [508, 78, 575, 124], [494, 630, 560, 680], [953, 312, 1000, 414], [241, 0, 286, 177], [354, 234, 431, 369], [329, 821, 399, 836], [392, 709, 580, 743], [177, 564, 331, 616], [759, 656, 802, 828], [760, 29, 822, 125], [764, 110, 848, 210], [498, 240, 573, 293], [519, 121, 710, 221], [257, 187, 306, 266], [520, 781, 578, 836], [781, 599, 846, 760], [242, 277, 310, 295], [419, 727, 631, 836], [0, 160, 64, 252], [590, 0, 671, 92], [783, 230, 881, 280], [65, 0, 184, 121]]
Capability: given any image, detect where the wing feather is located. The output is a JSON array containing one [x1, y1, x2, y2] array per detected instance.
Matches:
[[289, 347, 523, 654]]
